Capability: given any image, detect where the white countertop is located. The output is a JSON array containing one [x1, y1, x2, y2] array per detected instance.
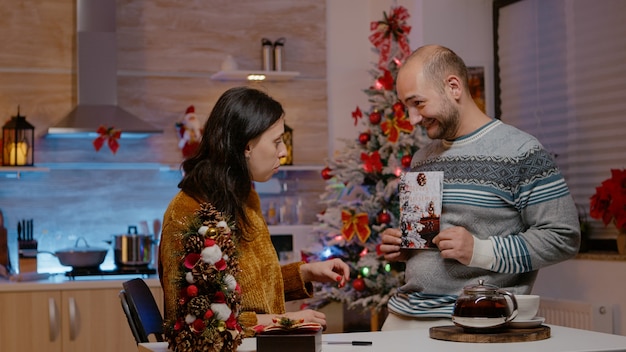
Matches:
[[0, 274, 161, 292], [138, 325, 626, 352]]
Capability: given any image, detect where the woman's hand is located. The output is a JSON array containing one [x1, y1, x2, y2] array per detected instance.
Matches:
[[256, 310, 327, 327], [300, 258, 350, 288]]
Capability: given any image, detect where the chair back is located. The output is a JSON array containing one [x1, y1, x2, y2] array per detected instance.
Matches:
[[120, 278, 164, 344]]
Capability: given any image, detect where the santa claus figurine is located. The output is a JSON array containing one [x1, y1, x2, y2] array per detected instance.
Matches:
[[177, 105, 203, 158]]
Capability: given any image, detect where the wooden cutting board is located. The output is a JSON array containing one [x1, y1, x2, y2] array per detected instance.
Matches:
[[429, 325, 550, 343]]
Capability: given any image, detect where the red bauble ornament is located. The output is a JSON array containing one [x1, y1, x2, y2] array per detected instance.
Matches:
[[353, 277, 365, 291], [401, 154, 412, 168], [377, 210, 391, 225], [358, 132, 371, 145], [321, 166, 333, 180], [186, 284, 199, 297], [369, 111, 382, 125]]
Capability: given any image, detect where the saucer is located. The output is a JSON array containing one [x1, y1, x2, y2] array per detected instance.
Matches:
[[509, 316, 545, 329]]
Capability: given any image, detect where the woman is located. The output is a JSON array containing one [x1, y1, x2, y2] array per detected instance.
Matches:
[[159, 87, 349, 342]]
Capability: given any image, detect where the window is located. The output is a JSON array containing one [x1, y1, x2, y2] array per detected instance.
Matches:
[[494, 0, 626, 240]]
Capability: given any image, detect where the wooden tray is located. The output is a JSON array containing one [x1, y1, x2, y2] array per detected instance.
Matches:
[[429, 325, 550, 343]]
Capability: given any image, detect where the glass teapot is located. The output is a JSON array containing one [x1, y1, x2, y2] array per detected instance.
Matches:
[[452, 279, 518, 332]]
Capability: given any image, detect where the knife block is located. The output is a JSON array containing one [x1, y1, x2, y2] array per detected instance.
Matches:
[[18, 241, 38, 273], [18, 256, 37, 273]]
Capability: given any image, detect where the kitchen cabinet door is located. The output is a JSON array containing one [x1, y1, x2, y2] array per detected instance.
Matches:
[[61, 288, 137, 352], [0, 290, 63, 352], [60, 286, 164, 352]]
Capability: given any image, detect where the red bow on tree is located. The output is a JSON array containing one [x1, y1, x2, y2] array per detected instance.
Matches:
[[368, 6, 412, 70], [341, 209, 372, 243], [361, 151, 383, 173], [381, 102, 414, 143], [352, 106, 363, 126], [93, 125, 122, 154], [373, 69, 395, 91]]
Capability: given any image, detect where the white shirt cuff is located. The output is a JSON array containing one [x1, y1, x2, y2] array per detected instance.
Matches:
[[469, 237, 495, 269]]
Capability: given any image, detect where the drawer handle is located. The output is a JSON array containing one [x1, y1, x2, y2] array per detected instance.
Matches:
[[68, 296, 77, 341], [48, 297, 60, 342]]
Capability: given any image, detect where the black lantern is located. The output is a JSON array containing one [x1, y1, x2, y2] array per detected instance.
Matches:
[[280, 123, 293, 165], [2, 107, 35, 166]]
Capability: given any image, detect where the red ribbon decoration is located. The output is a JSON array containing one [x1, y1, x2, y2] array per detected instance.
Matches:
[[369, 6, 412, 70], [361, 151, 383, 173], [373, 69, 395, 91], [352, 106, 363, 126], [381, 103, 414, 143], [93, 125, 122, 154], [341, 209, 371, 243]]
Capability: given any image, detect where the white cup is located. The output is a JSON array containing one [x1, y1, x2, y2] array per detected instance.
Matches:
[[514, 294, 540, 320]]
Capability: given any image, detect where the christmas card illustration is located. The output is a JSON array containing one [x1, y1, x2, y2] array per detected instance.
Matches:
[[399, 171, 443, 249]]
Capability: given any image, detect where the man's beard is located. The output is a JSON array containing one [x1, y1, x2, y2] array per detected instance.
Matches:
[[428, 98, 460, 140]]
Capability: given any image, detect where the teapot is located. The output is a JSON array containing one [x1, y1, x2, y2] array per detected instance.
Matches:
[[452, 280, 518, 332]]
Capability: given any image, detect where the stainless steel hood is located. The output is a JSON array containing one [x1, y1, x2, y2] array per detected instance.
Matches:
[[47, 0, 162, 138]]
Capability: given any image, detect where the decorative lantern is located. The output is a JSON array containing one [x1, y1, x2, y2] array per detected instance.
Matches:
[[280, 123, 293, 165], [2, 107, 35, 166]]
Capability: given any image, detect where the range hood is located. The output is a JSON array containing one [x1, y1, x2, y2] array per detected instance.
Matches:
[[47, 0, 162, 139]]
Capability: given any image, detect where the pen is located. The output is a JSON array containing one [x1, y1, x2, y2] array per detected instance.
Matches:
[[326, 341, 373, 346]]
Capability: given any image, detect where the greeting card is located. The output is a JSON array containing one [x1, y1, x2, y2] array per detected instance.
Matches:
[[399, 171, 443, 249]]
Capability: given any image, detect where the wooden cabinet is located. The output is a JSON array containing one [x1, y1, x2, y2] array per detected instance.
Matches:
[[0, 290, 62, 351], [0, 281, 163, 352]]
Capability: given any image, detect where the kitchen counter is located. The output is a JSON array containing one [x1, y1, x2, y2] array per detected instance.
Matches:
[[139, 325, 626, 352], [0, 274, 160, 292]]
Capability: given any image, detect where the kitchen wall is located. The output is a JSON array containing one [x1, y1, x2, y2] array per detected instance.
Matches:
[[0, 0, 328, 271]]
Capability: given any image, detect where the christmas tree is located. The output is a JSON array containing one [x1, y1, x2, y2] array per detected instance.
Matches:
[[304, 6, 428, 313]]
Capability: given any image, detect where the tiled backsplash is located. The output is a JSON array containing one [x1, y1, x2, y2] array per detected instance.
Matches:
[[0, 166, 325, 273]]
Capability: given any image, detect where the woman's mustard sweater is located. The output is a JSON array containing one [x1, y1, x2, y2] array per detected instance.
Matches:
[[159, 190, 313, 328]]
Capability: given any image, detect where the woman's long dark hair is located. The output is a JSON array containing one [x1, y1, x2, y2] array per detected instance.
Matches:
[[178, 86, 284, 226]]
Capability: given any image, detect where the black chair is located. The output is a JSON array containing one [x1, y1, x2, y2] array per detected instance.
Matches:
[[119, 278, 164, 344]]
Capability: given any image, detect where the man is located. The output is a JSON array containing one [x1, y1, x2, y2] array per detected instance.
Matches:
[[379, 45, 580, 330]]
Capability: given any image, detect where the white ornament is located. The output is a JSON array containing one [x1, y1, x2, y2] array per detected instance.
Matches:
[[210, 303, 232, 321], [201, 245, 222, 264], [185, 272, 195, 283], [185, 314, 196, 324], [198, 226, 209, 236], [223, 274, 237, 291], [216, 220, 231, 234]]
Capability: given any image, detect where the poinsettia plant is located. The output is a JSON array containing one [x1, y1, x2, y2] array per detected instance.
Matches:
[[590, 169, 626, 231]]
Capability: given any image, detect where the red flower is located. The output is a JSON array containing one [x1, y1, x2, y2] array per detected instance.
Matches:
[[174, 318, 184, 331], [214, 291, 226, 303], [191, 319, 205, 334], [184, 253, 201, 269], [214, 258, 227, 271], [225, 313, 239, 330], [590, 169, 626, 230]]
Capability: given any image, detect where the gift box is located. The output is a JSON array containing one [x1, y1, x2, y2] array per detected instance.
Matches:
[[257, 329, 321, 352], [256, 318, 323, 352]]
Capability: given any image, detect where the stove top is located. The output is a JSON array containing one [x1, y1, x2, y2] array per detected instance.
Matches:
[[65, 265, 156, 279]]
